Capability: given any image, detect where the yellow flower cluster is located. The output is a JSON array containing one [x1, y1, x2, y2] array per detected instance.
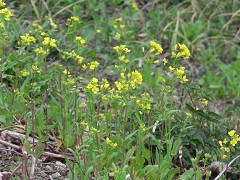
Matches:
[[171, 43, 191, 60], [115, 70, 142, 92], [67, 78, 75, 86], [21, 69, 30, 77], [118, 55, 129, 64], [50, 22, 57, 29], [75, 36, 85, 45], [63, 69, 71, 77], [96, 29, 101, 34], [140, 123, 146, 132], [131, 1, 139, 10], [63, 50, 84, 64], [0, 22, 4, 28], [86, 77, 99, 94], [201, 98, 208, 106], [42, 37, 57, 48], [129, 70, 143, 89], [113, 45, 130, 54], [88, 61, 99, 70], [32, 65, 41, 74], [106, 137, 117, 148], [20, 33, 36, 46], [0, 0, 6, 8], [219, 130, 240, 159], [150, 41, 163, 55], [32, 23, 43, 33], [175, 66, 188, 83], [114, 45, 131, 65], [100, 79, 110, 90], [168, 66, 188, 83], [113, 18, 124, 30], [34, 47, 49, 55], [136, 93, 151, 112], [0, 7, 13, 21], [82, 61, 100, 70], [67, 16, 81, 27], [67, 16, 80, 23], [113, 17, 125, 40], [90, 127, 100, 133]]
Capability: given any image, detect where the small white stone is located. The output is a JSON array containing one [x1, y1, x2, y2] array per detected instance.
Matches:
[[51, 172, 61, 179]]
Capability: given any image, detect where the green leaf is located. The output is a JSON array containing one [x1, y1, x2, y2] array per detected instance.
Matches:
[[159, 160, 171, 179], [84, 166, 94, 180], [186, 103, 222, 123], [23, 139, 32, 154], [167, 168, 180, 179], [0, 115, 6, 124], [34, 142, 45, 159], [142, 148, 151, 163], [171, 137, 182, 156], [125, 147, 134, 162], [179, 170, 194, 180]]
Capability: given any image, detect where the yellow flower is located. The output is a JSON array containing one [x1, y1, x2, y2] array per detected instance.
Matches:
[[113, 45, 130, 54], [150, 41, 163, 55], [130, 70, 143, 87], [89, 61, 100, 70], [87, 77, 99, 94], [0, 0, 6, 8], [20, 33, 36, 46], [0, 22, 4, 28], [51, 23, 57, 29], [168, 66, 175, 72], [80, 121, 88, 127], [67, 78, 75, 86], [42, 37, 56, 48], [120, 24, 125, 30], [224, 147, 230, 153], [118, 55, 129, 63], [219, 140, 223, 147], [34, 47, 49, 55], [90, 127, 100, 133], [96, 29, 101, 33], [79, 102, 86, 108], [100, 79, 110, 90], [172, 43, 191, 60], [222, 154, 227, 159], [32, 65, 41, 74], [175, 67, 185, 77], [163, 58, 168, 65], [228, 130, 235, 137], [201, 98, 208, 106], [76, 56, 84, 64], [230, 139, 238, 146], [106, 137, 117, 148], [68, 16, 80, 22], [154, 60, 160, 64], [0, 8, 13, 21], [115, 32, 121, 39], [82, 64, 87, 70], [21, 69, 30, 77], [131, 1, 138, 10], [32, 23, 43, 32], [76, 36, 85, 45], [140, 123, 146, 132]]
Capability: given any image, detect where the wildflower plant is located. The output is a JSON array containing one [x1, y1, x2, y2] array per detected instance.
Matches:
[[219, 130, 240, 161]]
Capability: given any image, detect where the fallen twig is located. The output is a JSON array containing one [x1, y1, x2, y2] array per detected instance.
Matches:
[[0, 138, 74, 160], [214, 154, 240, 180], [29, 155, 36, 180]]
